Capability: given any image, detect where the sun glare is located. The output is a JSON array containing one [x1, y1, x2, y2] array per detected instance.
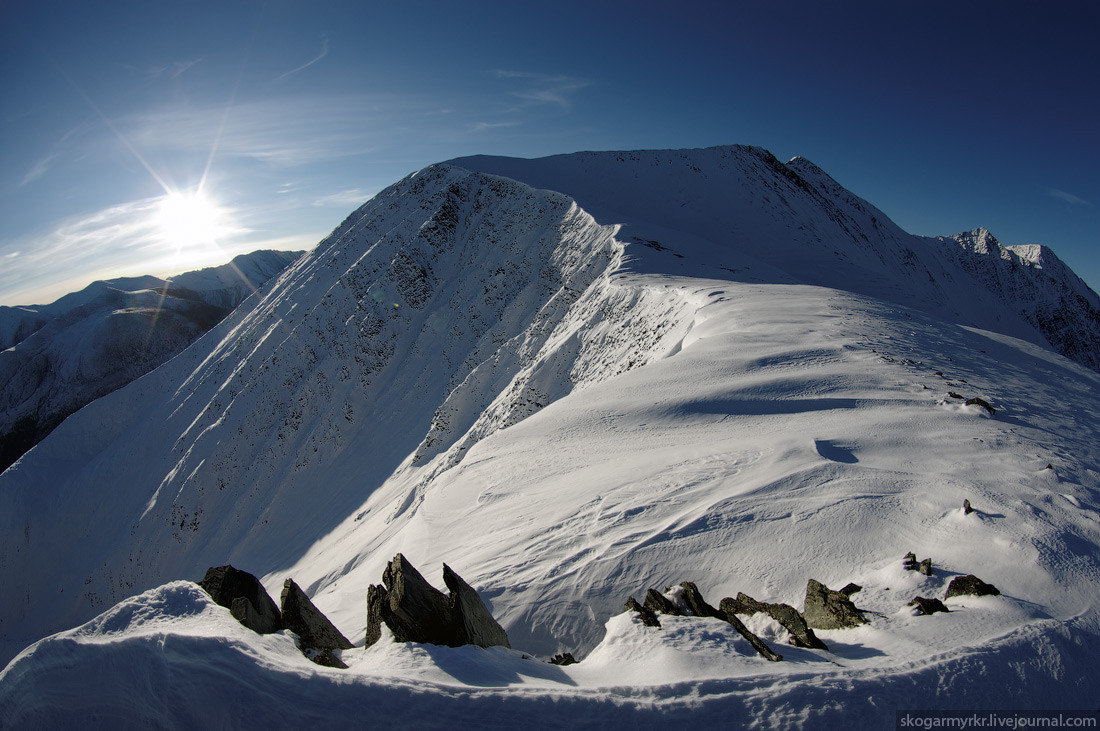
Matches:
[[154, 189, 231, 253]]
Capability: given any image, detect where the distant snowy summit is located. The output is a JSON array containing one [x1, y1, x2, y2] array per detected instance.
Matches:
[[447, 145, 1100, 373], [0, 249, 302, 471]]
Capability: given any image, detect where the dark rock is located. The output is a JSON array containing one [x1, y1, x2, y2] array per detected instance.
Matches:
[[963, 499, 974, 515], [230, 597, 265, 632], [369, 554, 453, 646], [965, 397, 995, 415], [364, 584, 387, 647], [364, 554, 508, 649], [719, 592, 828, 651], [280, 579, 354, 654], [199, 565, 281, 634], [839, 583, 862, 597], [643, 587, 682, 616], [625, 596, 661, 627], [919, 558, 933, 577], [717, 605, 784, 662], [634, 582, 781, 661], [948, 391, 965, 399], [310, 648, 349, 669], [549, 652, 578, 666], [678, 582, 723, 619], [803, 579, 869, 630], [945, 574, 1001, 600], [902, 552, 919, 571], [443, 563, 510, 648], [908, 596, 949, 615]]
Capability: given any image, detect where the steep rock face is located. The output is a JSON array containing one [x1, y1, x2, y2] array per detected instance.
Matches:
[[931, 229, 1100, 372], [0, 250, 302, 472], [0, 164, 691, 652]]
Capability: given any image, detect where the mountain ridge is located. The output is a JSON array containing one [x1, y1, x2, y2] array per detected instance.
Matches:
[[1, 146, 1098, 723], [0, 249, 302, 472]]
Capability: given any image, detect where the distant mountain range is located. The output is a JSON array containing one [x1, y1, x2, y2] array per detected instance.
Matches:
[[2, 146, 1097, 724], [0, 249, 302, 471]]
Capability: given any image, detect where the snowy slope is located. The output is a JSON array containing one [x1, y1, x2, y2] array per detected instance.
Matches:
[[2, 147, 1099, 726], [0, 250, 302, 471], [450, 147, 1100, 372]]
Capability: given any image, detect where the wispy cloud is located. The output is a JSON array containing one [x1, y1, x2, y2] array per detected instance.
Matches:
[[20, 151, 61, 187], [312, 188, 375, 208], [19, 127, 83, 187], [275, 39, 329, 81], [125, 59, 201, 80], [0, 195, 250, 306], [469, 120, 520, 133], [1048, 188, 1093, 207], [492, 70, 591, 111], [125, 93, 419, 167]]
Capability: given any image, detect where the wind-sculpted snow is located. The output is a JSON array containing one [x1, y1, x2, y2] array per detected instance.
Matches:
[[2, 147, 1100, 722]]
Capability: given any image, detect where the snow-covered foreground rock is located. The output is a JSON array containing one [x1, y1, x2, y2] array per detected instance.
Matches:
[[2, 146, 1098, 726]]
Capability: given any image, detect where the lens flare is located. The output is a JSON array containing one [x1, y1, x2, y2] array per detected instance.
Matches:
[[154, 189, 230, 251]]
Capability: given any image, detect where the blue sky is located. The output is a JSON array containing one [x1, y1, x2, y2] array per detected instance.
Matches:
[[2, 0, 1098, 305]]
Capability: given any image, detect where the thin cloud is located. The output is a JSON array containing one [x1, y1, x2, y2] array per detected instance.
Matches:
[[312, 188, 375, 208], [492, 70, 591, 111], [276, 39, 329, 81], [19, 127, 82, 186], [125, 94, 416, 167], [126, 59, 201, 80], [1048, 188, 1093, 207], [469, 121, 520, 133], [20, 151, 60, 187], [0, 195, 249, 306]]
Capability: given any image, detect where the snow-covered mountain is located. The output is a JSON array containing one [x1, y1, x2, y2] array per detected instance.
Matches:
[[2, 146, 1098, 726], [0, 250, 302, 471]]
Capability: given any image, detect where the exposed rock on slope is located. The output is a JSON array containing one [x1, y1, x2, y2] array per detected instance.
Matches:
[[365, 554, 509, 648]]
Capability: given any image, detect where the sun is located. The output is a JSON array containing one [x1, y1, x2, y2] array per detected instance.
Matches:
[[153, 188, 231, 254]]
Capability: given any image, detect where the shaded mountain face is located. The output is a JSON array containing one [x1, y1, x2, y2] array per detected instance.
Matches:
[[0, 250, 302, 471], [1, 145, 1098, 700]]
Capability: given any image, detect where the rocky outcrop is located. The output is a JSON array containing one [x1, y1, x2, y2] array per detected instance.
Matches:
[[199, 565, 282, 634], [908, 596, 949, 615], [945, 574, 1001, 600], [280, 578, 354, 665], [443, 564, 511, 648], [903, 551, 932, 575], [720, 592, 828, 650], [630, 582, 783, 662], [625, 596, 661, 627], [803, 579, 868, 630], [643, 588, 681, 616], [965, 397, 995, 415], [364, 554, 509, 649]]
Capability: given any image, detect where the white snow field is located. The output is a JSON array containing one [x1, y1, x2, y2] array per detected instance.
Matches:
[[1, 146, 1098, 727]]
